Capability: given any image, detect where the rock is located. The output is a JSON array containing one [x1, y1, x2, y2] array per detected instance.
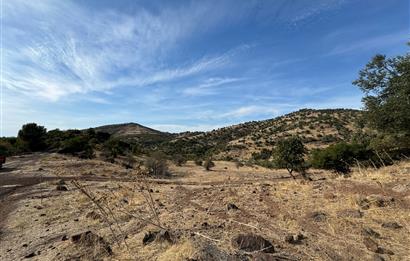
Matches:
[[362, 227, 380, 238], [285, 233, 305, 244], [309, 211, 327, 222], [373, 254, 386, 261], [381, 222, 402, 229], [61, 235, 68, 241], [71, 231, 112, 255], [363, 237, 394, 255], [24, 252, 36, 258], [231, 234, 274, 253], [227, 203, 239, 211], [86, 211, 102, 220], [337, 209, 363, 218], [201, 222, 210, 228], [143, 231, 156, 245], [357, 195, 395, 210], [143, 229, 172, 245], [363, 237, 379, 252], [56, 185, 68, 191], [57, 179, 66, 185]]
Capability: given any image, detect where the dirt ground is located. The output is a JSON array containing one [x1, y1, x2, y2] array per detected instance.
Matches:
[[0, 153, 409, 260]]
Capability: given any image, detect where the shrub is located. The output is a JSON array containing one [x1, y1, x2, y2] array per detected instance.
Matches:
[[203, 159, 215, 171], [194, 159, 203, 166], [310, 142, 371, 174], [60, 136, 94, 159], [145, 151, 168, 176], [123, 152, 136, 169], [172, 154, 187, 166], [274, 136, 307, 178]]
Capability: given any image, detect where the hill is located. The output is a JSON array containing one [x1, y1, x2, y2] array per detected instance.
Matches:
[[159, 108, 363, 160], [90, 109, 363, 161], [93, 122, 164, 138]]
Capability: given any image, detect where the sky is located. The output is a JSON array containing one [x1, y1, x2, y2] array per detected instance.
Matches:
[[2, 0, 409, 136]]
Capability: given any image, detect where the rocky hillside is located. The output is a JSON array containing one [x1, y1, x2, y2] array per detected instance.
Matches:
[[164, 109, 363, 160], [93, 123, 164, 138], [92, 109, 363, 160]]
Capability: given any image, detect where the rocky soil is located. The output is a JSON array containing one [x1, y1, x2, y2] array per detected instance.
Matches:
[[0, 153, 409, 260]]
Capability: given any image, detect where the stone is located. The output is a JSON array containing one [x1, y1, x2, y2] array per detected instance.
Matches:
[[56, 185, 68, 191], [309, 211, 327, 222], [381, 222, 402, 229], [231, 234, 274, 253], [86, 211, 102, 220], [337, 209, 364, 218], [227, 203, 239, 211], [143, 229, 172, 245], [71, 231, 112, 255], [362, 227, 380, 238], [285, 233, 305, 244]]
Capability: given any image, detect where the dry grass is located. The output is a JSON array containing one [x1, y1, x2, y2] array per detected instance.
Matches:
[[1, 154, 409, 260]]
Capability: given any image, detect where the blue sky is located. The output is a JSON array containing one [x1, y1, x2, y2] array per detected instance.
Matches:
[[2, 0, 409, 136]]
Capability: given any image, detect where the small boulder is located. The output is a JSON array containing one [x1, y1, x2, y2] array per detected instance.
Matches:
[[357, 195, 395, 210], [363, 237, 394, 255], [337, 209, 363, 218], [86, 211, 102, 221], [71, 231, 112, 255], [285, 233, 306, 244], [227, 203, 239, 211], [309, 211, 327, 222], [362, 227, 380, 238], [231, 234, 274, 253], [381, 222, 402, 229], [56, 185, 68, 191], [143, 229, 172, 245]]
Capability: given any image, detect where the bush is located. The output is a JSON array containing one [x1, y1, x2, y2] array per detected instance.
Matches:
[[172, 154, 187, 166], [145, 151, 168, 176], [194, 159, 203, 166], [310, 142, 371, 174], [203, 159, 215, 171], [123, 152, 136, 169], [60, 136, 94, 159]]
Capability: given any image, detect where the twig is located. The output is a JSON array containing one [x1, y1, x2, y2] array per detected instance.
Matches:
[[194, 232, 221, 242]]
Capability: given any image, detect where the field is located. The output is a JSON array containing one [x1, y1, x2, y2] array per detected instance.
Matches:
[[0, 153, 409, 260]]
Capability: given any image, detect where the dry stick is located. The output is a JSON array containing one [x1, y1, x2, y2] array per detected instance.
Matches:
[[71, 180, 122, 247], [230, 219, 259, 230], [383, 149, 394, 163], [375, 150, 386, 168], [105, 187, 130, 251], [139, 180, 162, 228], [401, 153, 409, 160], [354, 159, 363, 175], [194, 232, 221, 243], [369, 159, 378, 169], [132, 178, 164, 229]]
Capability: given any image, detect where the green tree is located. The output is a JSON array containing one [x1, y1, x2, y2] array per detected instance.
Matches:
[[274, 136, 307, 178], [17, 123, 47, 151], [353, 52, 410, 149]]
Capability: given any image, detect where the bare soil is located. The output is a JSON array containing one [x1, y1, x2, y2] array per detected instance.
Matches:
[[0, 153, 409, 260]]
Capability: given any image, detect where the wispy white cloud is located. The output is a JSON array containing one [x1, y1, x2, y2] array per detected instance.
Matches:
[[182, 77, 244, 96], [326, 30, 408, 56], [3, 0, 245, 101]]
